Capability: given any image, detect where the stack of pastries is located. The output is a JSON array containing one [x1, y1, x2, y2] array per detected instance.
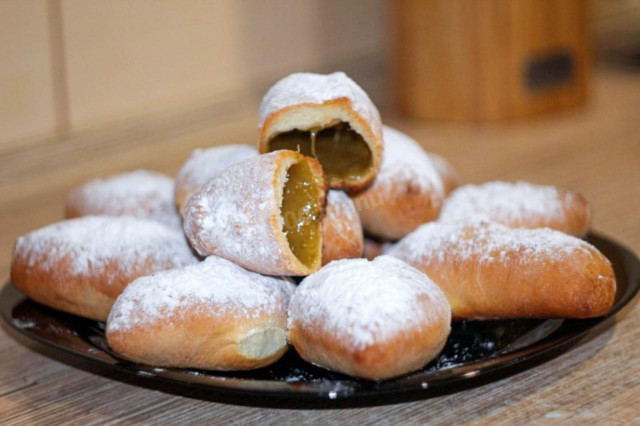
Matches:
[[10, 72, 616, 381]]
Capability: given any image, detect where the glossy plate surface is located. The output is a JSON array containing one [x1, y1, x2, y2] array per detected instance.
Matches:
[[1, 233, 638, 407]]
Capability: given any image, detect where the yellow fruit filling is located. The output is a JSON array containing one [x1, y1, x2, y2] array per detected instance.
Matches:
[[281, 160, 323, 269], [268, 122, 372, 183]]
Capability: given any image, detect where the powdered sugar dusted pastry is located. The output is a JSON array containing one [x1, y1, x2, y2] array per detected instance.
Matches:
[[288, 256, 451, 380], [11, 216, 199, 321], [438, 181, 591, 237], [428, 151, 459, 196], [387, 221, 616, 320], [259, 72, 383, 191], [65, 170, 181, 229], [174, 145, 258, 213], [183, 150, 327, 276], [351, 126, 445, 240], [322, 190, 363, 265], [107, 256, 295, 370]]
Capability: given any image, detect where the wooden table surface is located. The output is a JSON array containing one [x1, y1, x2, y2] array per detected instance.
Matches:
[[1, 68, 639, 424]]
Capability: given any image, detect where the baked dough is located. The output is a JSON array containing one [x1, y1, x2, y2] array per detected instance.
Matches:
[[350, 126, 445, 240], [65, 170, 181, 229], [387, 221, 616, 319], [183, 150, 327, 276], [322, 190, 363, 265], [11, 216, 199, 321], [107, 255, 295, 370], [174, 145, 258, 214], [258, 72, 383, 191], [362, 238, 393, 260], [288, 256, 451, 380], [438, 181, 591, 237], [427, 151, 459, 196]]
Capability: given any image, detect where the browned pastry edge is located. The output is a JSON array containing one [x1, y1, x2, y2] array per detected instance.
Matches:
[[107, 306, 288, 370], [288, 309, 450, 380], [259, 97, 383, 192]]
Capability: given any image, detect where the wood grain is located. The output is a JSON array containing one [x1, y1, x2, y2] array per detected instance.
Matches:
[[0, 68, 639, 424], [393, 0, 590, 120]]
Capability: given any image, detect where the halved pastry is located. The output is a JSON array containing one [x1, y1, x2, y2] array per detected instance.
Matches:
[[174, 144, 258, 214], [183, 150, 327, 276], [288, 256, 451, 380], [65, 169, 181, 229], [387, 221, 616, 319], [438, 181, 591, 237], [11, 216, 199, 321], [350, 126, 445, 240], [258, 72, 383, 191], [322, 190, 363, 265], [107, 256, 296, 370]]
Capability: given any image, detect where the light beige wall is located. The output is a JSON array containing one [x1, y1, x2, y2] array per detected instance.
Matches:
[[0, 0, 386, 149], [0, 1, 57, 147]]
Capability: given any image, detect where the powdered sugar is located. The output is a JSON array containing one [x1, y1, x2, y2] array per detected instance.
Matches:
[[175, 145, 258, 206], [377, 126, 444, 196], [183, 151, 289, 274], [258, 72, 381, 130], [107, 255, 295, 331], [66, 170, 181, 229], [387, 221, 593, 268], [439, 181, 576, 227], [324, 190, 361, 237], [14, 216, 198, 286], [288, 256, 450, 350]]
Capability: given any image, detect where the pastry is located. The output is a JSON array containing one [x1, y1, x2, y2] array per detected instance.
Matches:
[[438, 181, 591, 237], [258, 72, 383, 191], [107, 256, 295, 370], [183, 150, 327, 276], [322, 190, 363, 265], [362, 238, 393, 260], [427, 151, 459, 195], [350, 126, 445, 240], [288, 256, 451, 380], [10, 216, 199, 321], [387, 221, 616, 319], [65, 170, 181, 229], [174, 144, 258, 214]]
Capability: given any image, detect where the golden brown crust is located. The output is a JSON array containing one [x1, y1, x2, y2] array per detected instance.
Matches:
[[183, 150, 327, 276], [259, 98, 383, 192], [287, 256, 451, 380], [108, 308, 288, 370], [10, 217, 197, 321], [388, 222, 616, 320], [349, 126, 446, 240], [322, 190, 363, 265], [106, 256, 294, 370], [352, 178, 444, 241], [427, 152, 460, 196], [439, 182, 592, 238]]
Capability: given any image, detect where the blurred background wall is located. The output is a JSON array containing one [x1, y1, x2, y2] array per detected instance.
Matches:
[[0, 0, 637, 151]]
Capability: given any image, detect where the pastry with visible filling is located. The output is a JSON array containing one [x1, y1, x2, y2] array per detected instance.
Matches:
[[322, 190, 363, 265], [288, 256, 451, 380], [350, 126, 445, 240], [65, 170, 181, 229], [10, 216, 199, 321], [387, 221, 616, 319], [438, 181, 591, 237], [258, 72, 383, 191], [183, 150, 327, 276], [107, 256, 295, 370], [174, 144, 258, 214]]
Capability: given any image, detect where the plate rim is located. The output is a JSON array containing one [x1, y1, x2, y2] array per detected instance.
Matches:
[[1, 231, 639, 406]]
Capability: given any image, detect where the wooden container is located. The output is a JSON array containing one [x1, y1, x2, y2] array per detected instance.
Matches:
[[393, 0, 590, 120]]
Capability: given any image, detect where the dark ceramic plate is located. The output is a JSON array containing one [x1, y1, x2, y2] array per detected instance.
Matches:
[[1, 232, 638, 408]]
